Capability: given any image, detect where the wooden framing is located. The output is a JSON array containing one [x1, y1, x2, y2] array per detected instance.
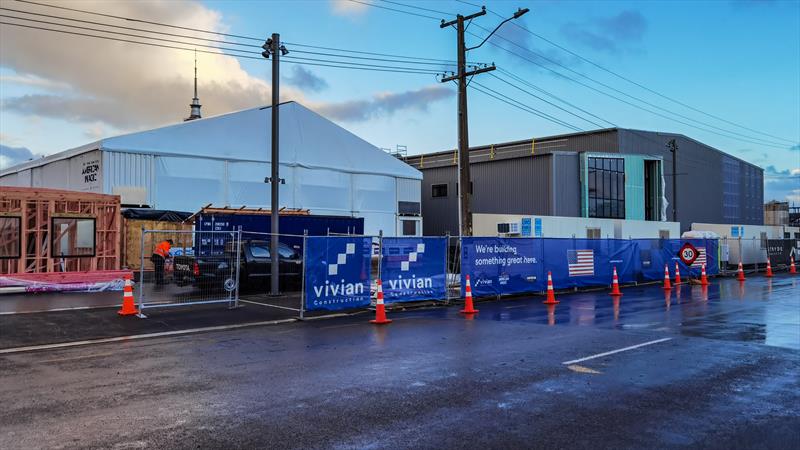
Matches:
[[121, 218, 193, 270], [0, 187, 121, 274]]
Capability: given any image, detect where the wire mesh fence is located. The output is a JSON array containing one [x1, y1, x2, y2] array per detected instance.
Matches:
[[137, 229, 241, 317]]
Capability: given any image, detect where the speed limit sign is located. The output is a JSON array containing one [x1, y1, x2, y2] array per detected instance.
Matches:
[[678, 243, 699, 265]]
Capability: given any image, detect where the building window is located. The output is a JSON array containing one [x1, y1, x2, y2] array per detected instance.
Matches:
[[587, 157, 625, 219], [402, 220, 417, 236], [431, 184, 448, 198], [52, 217, 96, 257], [0, 216, 21, 259], [586, 228, 601, 239]]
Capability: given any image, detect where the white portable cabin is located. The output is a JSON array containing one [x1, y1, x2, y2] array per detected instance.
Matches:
[[0, 102, 423, 236]]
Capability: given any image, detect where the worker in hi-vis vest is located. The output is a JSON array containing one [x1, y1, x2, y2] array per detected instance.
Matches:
[[151, 239, 173, 285]]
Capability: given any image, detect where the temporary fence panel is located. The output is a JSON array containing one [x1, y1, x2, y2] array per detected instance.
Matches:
[[380, 237, 447, 303], [461, 237, 722, 297], [460, 237, 545, 298], [138, 229, 241, 317], [303, 236, 372, 311], [543, 238, 639, 290]]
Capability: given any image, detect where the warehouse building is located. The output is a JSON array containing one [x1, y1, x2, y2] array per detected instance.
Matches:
[[404, 128, 764, 235], [0, 101, 423, 236]]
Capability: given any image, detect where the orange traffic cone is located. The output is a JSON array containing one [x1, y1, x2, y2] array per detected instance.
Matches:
[[674, 261, 682, 285], [662, 264, 672, 290], [461, 275, 478, 314], [790, 256, 797, 275], [700, 263, 710, 286], [118, 274, 138, 316], [543, 271, 559, 304], [765, 258, 774, 278], [737, 262, 746, 282], [610, 266, 622, 296], [370, 279, 392, 324]]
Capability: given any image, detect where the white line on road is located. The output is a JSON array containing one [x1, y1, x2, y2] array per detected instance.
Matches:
[[239, 299, 301, 311], [0, 318, 297, 355], [562, 337, 673, 365]]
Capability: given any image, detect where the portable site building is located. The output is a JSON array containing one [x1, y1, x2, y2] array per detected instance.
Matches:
[[0, 101, 423, 237]]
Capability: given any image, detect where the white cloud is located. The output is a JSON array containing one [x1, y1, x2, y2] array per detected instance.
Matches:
[[331, 0, 368, 16], [0, 74, 70, 90], [0, 0, 308, 129]]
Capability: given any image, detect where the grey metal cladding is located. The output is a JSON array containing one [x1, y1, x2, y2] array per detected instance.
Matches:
[[551, 152, 581, 216], [617, 129, 763, 228], [471, 154, 553, 216]]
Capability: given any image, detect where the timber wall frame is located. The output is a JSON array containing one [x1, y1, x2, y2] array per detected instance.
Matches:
[[0, 187, 121, 274]]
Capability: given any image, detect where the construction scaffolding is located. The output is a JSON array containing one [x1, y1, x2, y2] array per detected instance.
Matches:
[[0, 187, 121, 274]]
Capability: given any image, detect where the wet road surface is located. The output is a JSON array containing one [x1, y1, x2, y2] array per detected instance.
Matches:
[[1, 275, 798, 449]]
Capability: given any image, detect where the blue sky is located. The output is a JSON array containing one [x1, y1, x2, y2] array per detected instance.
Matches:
[[1, 0, 798, 201]]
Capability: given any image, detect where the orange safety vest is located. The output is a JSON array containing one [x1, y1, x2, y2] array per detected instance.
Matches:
[[154, 241, 171, 258]]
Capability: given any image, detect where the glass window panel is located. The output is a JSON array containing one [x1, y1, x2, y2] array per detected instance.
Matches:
[[588, 169, 596, 193]]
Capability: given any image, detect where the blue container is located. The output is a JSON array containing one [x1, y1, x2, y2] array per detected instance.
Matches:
[[194, 213, 364, 256]]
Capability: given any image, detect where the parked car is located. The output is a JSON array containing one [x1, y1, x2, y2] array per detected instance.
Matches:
[[172, 240, 302, 291]]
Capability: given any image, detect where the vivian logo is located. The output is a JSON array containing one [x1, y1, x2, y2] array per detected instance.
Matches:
[[311, 241, 367, 307], [386, 242, 434, 295]]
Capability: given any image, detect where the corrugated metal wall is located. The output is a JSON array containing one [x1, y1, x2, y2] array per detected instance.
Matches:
[[420, 165, 459, 236], [617, 129, 762, 230], [551, 153, 581, 217]]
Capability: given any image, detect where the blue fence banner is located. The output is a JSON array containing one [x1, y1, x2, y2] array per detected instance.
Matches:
[[304, 236, 372, 311], [460, 237, 545, 297], [461, 237, 721, 298], [380, 237, 447, 303]]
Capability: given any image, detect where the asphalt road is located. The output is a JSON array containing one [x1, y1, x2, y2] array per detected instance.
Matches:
[[1, 275, 798, 449]]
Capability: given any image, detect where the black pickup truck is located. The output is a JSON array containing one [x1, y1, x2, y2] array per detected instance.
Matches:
[[172, 240, 303, 291]]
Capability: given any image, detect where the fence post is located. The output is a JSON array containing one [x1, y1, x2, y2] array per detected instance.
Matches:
[[234, 227, 242, 308], [300, 231, 307, 320], [138, 227, 146, 318], [444, 233, 450, 304], [377, 230, 384, 291]]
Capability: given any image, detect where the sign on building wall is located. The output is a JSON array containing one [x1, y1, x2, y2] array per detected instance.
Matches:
[[71, 151, 103, 192]]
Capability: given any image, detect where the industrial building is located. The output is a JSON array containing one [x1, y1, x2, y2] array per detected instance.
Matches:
[[0, 101, 423, 237], [404, 128, 764, 236]]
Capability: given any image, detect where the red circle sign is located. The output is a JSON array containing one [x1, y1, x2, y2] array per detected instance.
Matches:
[[678, 242, 699, 265]]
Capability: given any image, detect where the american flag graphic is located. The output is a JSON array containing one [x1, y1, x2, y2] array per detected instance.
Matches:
[[568, 249, 595, 276], [690, 247, 707, 268]]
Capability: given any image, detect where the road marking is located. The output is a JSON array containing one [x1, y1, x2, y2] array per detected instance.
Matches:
[[0, 301, 172, 315], [504, 304, 528, 309], [562, 337, 673, 365], [567, 364, 602, 374], [239, 299, 300, 312], [0, 318, 297, 355]]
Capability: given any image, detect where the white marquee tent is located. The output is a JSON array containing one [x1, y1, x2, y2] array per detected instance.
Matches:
[[0, 102, 423, 236]]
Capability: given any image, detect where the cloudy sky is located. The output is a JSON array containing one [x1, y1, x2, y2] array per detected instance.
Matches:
[[1, 0, 798, 202]]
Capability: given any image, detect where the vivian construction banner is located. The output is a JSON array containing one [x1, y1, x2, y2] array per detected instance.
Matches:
[[460, 237, 545, 297], [304, 236, 372, 311], [380, 237, 447, 303]]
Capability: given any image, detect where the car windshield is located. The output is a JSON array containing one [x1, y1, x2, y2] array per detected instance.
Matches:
[[251, 244, 296, 259]]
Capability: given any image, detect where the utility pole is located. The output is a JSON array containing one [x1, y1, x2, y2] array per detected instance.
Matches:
[[667, 139, 678, 223], [440, 6, 528, 237], [262, 33, 288, 295]]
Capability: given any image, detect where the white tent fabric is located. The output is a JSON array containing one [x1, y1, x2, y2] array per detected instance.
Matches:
[[100, 102, 421, 235]]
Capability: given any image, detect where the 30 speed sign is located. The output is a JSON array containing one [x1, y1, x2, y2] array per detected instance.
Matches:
[[678, 242, 699, 265]]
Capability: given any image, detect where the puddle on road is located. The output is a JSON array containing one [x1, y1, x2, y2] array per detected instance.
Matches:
[[483, 277, 799, 350]]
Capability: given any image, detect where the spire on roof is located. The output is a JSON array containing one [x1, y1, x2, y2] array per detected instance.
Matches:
[[185, 50, 202, 121]]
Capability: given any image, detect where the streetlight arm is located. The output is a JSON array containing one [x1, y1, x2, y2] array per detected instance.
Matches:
[[466, 8, 528, 51]]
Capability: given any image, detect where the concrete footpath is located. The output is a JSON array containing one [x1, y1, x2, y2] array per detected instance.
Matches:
[[0, 275, 798, 449]]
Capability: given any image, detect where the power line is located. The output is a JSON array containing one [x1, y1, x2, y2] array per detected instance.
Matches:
[[0, 21, 444, 76], [472, 81, 584, 132], [458, 0, 796, 145], [497, 68, 616, 128], [488, 72, 608, 129], [468, 29, 791, 150], [0, 13, 263, 56], [10, 0, 466, 66], [13, 0, 263, 41], [470, 23, 792, 149], [345, 0, 441, 21], [374, 0, 453, 16], [0, 11, 454, 69]]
